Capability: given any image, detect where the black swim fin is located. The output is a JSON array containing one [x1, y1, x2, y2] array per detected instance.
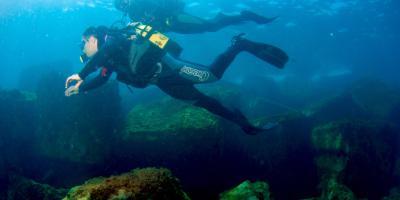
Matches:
[[232, 109, 279, 135], [240, 10, 278, 24], [232, 34, 289, 69], [241, 122, 279, 135], [241, 125, 264, 135]]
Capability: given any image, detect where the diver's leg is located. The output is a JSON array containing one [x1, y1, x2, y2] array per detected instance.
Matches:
[[167, 14, 211, 34], [168, 11, 277, 34], [161, 33, 288, 82], [209, 34, 289, 78], [231, 34, 289, 68], [156, 84, 262, 135], [207, 11, 277, 31], [208, 34, 288, 79], [161, 54, 218, 84]]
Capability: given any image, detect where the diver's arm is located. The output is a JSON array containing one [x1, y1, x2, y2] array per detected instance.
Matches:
[[65, 50, 110, 89], [80, 68, 113, 92], [65, 68, 113, 96], [78, 43, 116, 80], [65, 39, 119, 89]]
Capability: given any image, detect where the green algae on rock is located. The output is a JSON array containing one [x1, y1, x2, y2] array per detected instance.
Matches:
[[7, 174, 67, 200], [219, 180, 270, 200], [311, 120, 398, 199], [320, 179, 356, 200], [63, 168, 190, 200], [123, 97, 219, 137], [312, 121, 350, 153]]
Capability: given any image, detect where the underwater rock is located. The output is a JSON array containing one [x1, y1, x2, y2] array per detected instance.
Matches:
[[312, 122, 349, 177], [122, 81, 286, 140], [123, 97, 219, 137], [219, 180, 270, 200], [348, 79, 400, 120], [0, 89, 37, 130], [319, 179, 356, 200], [308, 79, 400, 124], [312, 121, 353, 199], [18, 61, 73, 92], [122, 82, 247, 138], [7, 174, 67, 200], [118, 97, 227, 186], [118, 85, 289, 199], [383, 187, 400, 200], [34, 70, 122, 164], [307, 92, 369, 124], [312, 122, 350, 152], [0, 89, 38, 194], [63, 168, 190, 200], [311, 120, 398, 199]]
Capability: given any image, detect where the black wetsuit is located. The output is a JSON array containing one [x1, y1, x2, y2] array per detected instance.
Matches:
[[78, 35, 286, 134], [120, 0, 276, 34]]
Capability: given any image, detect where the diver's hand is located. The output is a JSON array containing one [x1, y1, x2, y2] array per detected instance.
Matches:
[[65, 74, 82, 88], [127, 22, 141, 27], [65, 76, 83, 97], [65, 85, 80, 97]]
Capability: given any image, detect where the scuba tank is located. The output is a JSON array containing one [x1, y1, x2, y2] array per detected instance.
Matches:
[[126, 22, 182, 57]]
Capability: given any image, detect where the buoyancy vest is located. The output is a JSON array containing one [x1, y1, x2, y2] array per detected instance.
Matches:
[[113, 23, 182, 88]]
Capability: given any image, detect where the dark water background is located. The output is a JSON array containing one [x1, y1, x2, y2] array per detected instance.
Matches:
[[1, 0, 400, 199]]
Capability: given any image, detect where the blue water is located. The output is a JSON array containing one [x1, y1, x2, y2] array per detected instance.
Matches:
[[1, 0, 399, 89]]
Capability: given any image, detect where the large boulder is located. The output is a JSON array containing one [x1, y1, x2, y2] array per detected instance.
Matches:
[[18, 61, 72, 92], [308, 79, 400, 124], [0, 90, 37, 146], [117, 85, 304, 199], [312, 121, 350, 181], [320, 179, 356, 200], [34, 70, 122, 165], [63, 168, 190, 200], [123, 97, 220, 138], [383, 187, 400, 200], [311, 121, 398, 199], [348, 79, 400, 120], [311, 122, 355, 200], [0, 90, 37, 196], [219, 180, 270, 200], [7, 174, 67, 200]]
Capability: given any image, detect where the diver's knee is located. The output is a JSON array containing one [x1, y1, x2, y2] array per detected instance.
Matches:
[[178, 66, 218, 83]]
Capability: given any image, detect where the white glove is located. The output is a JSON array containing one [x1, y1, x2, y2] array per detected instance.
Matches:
[[65, 74, 83, 97], [65, 85, 80, 97], [65, 74, 82, 89], [127, 22, 141, 27]]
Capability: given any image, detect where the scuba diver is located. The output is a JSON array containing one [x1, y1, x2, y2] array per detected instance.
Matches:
[[114, 0, 277, 33], [65, 25, 288, 135]]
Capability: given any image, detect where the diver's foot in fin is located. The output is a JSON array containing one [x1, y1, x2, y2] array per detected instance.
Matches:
[[242, 122, 279, 135], [215, 12, 229, 20], [232, 109, 279, 135], [242, 125, 264, 135], [240, 10, 278, 24], [261, 121, 279, 130], [231, 33, 289, 69]]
